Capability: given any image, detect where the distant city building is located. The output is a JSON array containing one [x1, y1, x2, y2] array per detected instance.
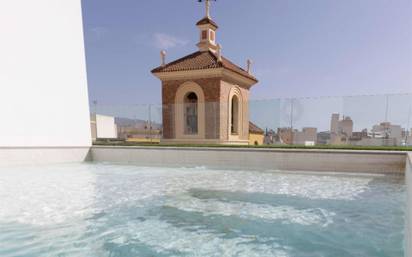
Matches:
[[371, 122, 402, 140], [330, 114, 339, 135], [368, 122, 402, 146], [293, 127, 317, 145], [277, 128, 293, 145], [330, 114, 353, 145], [264, 129, 276, 145], [90, 114, 118, 141], [352, 137, 397, 147], [348, 129, 369, 145], [351, 129, 368, 140], [402, 129, 410, 140], [405, 129, 412, 146], [248, 122, 264, 145], [347, 122, 405, 146], [274, 127, 317, 145], [317, 131, 331, 145], [257, 113, 410, 147]]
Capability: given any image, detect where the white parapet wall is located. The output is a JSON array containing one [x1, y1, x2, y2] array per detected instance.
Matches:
[[0, 147, 91, 167], [90, 114, 118, 140], [0, 0, 91, 164], [406, 153, 412, 257], [91, 146, 406, 174]]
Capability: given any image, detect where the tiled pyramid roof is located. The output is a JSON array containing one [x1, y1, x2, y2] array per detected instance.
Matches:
[[196, 17, 218, 29], [151, 51, 257, 82]]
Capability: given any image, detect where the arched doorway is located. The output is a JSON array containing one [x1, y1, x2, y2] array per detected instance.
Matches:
[[228, 87, 243, 140], [184, 92, 198, 135], [174, 81, 206, 140], [231, 95, 239, 135]]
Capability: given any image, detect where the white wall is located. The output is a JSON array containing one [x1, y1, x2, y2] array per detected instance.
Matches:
[[95, 115, 117, 139], [0, 147, 91, 167], [0, 0, 91, 147]]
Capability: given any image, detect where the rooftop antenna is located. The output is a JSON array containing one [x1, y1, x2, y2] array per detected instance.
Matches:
[[198, 0, 217, 18]]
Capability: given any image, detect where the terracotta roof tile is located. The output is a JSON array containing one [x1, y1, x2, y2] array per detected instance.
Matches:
[[151, 51, 257, 82], [249, 122, 264, 134]]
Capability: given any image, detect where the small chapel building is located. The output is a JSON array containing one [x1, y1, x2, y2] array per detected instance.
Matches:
[[151, 1, 258, 145]]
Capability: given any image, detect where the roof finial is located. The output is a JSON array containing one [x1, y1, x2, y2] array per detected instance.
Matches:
[[247, 59, 253, 74], [206, 0, 210, 17], [199, 0, 216, 18], [217, 44, 222, 62], [160, 50, 166, 66]]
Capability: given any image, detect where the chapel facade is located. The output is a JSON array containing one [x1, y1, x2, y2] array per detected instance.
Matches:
[[151, 1, 258, 145]]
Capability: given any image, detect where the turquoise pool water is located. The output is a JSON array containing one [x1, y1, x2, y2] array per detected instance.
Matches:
[[0, 163, 405, 257]]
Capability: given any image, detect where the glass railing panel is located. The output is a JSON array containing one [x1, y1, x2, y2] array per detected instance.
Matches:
[[249, 98, 281, 133], [90, 93, 412, 147], [342, 94, 412, 147]]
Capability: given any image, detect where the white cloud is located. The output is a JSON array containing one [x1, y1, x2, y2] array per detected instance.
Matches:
[[153, 33, 188, 50]]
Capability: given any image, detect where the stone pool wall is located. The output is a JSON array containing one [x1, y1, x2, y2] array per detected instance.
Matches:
[[91, 146, 406, 174], [0, 146, 405, 174]]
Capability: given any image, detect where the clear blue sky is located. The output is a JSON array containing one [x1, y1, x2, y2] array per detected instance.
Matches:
[[82, 0, 412, 106]]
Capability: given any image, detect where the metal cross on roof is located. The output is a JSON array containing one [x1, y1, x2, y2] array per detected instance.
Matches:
[[198, 0, 217, 18]]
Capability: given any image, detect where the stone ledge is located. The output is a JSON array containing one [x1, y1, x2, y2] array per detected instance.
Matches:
[[91, 146, 407, 174]]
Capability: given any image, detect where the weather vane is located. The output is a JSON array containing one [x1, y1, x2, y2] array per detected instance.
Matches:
[[198, 0, 217, 18]]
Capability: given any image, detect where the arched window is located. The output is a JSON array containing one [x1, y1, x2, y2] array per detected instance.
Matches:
[[231, 95, 239, 134], [184, 92, 198, 134]]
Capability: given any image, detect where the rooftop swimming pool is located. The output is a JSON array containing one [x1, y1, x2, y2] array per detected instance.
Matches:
[[0, 163, 405, 257]]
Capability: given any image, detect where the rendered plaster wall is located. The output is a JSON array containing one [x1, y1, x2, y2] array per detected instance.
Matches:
[[0, 0, 91, 148]]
